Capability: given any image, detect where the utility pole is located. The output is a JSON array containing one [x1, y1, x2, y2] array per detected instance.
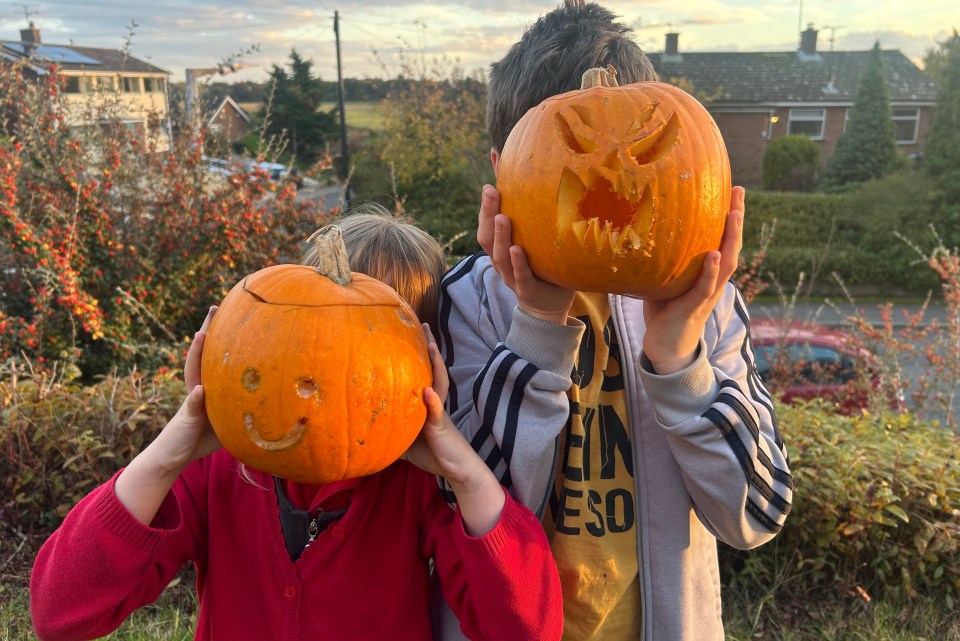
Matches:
[[185, 62, 251, 126], [334, 10, 351, 210]]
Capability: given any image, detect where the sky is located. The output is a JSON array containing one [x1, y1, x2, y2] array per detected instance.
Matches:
[[1, 0, 955, 86]]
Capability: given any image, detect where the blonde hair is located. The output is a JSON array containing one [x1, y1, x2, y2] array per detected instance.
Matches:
[[301, 202, 447, 333]]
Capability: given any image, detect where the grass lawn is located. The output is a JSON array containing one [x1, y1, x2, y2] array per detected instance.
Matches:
[[7, 582, 957, 640], [239, 100, 386, 132], [318, 101, 386, 132]]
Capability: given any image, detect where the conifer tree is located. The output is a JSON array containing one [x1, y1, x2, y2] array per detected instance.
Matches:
[[820, 41, 898, 191], [922, 29, 959, 85], [923, 30, 960, 244], [261, 49, 337, 165]]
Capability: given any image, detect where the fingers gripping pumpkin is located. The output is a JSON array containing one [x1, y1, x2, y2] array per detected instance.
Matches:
[[201, 227, 432, 483], [496, 66, 732, 300]]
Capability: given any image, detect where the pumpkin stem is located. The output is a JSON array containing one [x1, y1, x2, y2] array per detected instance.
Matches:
[[305, 225, 352, 286], [581, 65, 619, 89]]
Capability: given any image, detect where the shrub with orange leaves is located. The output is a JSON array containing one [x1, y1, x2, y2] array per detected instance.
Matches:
[[0, 61, 331, 377]]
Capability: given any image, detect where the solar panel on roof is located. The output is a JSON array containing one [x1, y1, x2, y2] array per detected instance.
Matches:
[[2, 43, 102, 65]]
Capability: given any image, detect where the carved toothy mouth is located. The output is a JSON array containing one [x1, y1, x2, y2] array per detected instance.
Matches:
[[558, 169, 656, 256]]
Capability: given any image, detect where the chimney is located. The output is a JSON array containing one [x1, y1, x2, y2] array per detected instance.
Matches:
[[799, 24, 818, 55], [20, 21, 41, 45], [665, 32, 679, 56], [662, 32, 682, 62]]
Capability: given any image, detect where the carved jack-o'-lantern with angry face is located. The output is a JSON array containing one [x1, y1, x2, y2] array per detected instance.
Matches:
[[496, 66, 732, 300]]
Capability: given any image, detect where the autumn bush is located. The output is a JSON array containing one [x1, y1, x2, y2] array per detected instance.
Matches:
[[0, 60, 331, 379], [720, 402, 960, 611], [0, 361, 184, 532], [351, 48, 491, 257], [762, 133, 821, 191]]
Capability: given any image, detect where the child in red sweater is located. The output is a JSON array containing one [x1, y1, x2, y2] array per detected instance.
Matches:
[[30, 204, 563, 641]]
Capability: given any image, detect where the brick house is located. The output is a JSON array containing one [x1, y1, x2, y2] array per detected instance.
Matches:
[[2, 23, 172, 149], [647, 27, 939, 188], [207, 95, 253, 143]]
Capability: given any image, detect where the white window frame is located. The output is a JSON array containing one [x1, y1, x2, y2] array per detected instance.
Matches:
[[122, 76, 143, 94], [787, 108, 826, 140], [144, 77, 165, 93], [892, 107, 920, 144]]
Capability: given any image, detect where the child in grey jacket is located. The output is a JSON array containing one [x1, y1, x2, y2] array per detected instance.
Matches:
[[434, 2, 793, 640]]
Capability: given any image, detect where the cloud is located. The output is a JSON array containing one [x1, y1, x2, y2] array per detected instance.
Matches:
[[4, 0, 947, 82]]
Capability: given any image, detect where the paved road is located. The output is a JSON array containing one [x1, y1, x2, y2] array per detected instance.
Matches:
[[749, 299, 950, 328], [295, 182, 350, 211], [750, 299, 958, 424]]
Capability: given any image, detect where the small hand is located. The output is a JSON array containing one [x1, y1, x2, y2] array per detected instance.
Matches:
[[642, 186, 745, 374], [155, 306, 222, 473], [403, 327, 473, 483], [114, 307, 223, 525], [477, 184, 574, 325], [422, 323, 448, 404]]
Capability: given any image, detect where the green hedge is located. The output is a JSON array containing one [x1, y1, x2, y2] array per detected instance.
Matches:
[[744, 171, 941, 296], [721, 402, 960, 608]]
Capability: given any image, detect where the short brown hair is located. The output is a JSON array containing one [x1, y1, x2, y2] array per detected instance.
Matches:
[[486, 0, 658, 153], [301, 203, 447, 333]]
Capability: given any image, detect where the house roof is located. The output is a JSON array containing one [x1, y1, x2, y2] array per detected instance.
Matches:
[[0, 41, 169, 75], [647, 49, 938, 104], [208, 95, 252, 125]]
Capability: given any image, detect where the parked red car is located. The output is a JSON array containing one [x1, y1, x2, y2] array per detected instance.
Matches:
[[749, 318, 899, 413]]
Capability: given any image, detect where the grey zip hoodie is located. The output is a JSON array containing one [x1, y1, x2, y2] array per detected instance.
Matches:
[[433, 253, 792, 641]]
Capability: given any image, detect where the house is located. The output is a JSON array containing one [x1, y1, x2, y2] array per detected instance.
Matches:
[[1, 22, 172, 149], [647, 27, 939, 187], [207, 95, 253, 143]]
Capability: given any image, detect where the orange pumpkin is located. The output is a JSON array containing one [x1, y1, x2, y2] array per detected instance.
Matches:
[[496, 66, 732, 300], [201, 227, 432, 483]]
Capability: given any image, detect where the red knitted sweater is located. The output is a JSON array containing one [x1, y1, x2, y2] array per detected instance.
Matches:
[[30, 451, 562, 641]]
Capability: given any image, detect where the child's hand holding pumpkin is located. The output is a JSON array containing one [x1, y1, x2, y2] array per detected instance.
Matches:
[[402, 324, 506, 536], [477, 184, 574, 326], [641, 187, 745, 374], [114, 307, 223, 525]]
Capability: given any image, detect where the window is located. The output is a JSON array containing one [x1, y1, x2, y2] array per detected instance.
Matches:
[[787, 108, 825, 140], [122, 76, 142, 93], [892, 107, 920, 144], [82, 76, 112, 92], [144, 77, 165, 93], [63, 76, 81, 93]]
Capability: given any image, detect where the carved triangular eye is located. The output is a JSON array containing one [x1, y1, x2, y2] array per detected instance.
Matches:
[[554, 104, 599, 154], [628, 112, 680, 166]]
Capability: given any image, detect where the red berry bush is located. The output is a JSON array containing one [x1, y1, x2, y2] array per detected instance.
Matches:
[[0, 60, 331, 377]]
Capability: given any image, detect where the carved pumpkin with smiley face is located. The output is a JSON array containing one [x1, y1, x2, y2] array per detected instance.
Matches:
[[201, 227, 432, 484], [496, 66, 732, 300]]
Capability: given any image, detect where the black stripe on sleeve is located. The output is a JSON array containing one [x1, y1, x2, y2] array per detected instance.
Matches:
[[717, 383, 793, 488], [438, 251, 487, 411], [703, 406, 792, 519], [500, 362, 538, 467], [731, 291, 785, 450]]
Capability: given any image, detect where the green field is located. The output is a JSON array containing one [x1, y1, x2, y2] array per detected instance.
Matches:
[[237, 101, 386, 133], [318, 101, 385, 132]]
